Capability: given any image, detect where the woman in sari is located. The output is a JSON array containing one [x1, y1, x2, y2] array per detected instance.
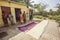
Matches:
[[19, 11, 24, 24]]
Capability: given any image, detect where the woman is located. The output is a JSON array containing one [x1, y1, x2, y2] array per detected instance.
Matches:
[[8, 13, 14, 25], [23, 11, 26, 23], [2, 12, 8, 27], [19, 11, 24, 24]]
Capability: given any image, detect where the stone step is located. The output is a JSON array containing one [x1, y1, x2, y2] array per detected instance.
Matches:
[[26, 20, 48, 39]]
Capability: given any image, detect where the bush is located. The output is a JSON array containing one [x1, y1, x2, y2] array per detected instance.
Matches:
[[55, 15, 60, 21], [48, 15, 53, 19], [34, 15, 43, 19], [48, 15, 60, 21]]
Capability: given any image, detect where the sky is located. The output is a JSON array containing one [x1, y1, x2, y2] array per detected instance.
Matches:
[[31, 0, 60, 12]]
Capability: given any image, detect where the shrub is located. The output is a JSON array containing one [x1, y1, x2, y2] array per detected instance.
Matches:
[[34, 15, 43, 19], [48, 15, 60, 21], [48, 15, 53, 19]]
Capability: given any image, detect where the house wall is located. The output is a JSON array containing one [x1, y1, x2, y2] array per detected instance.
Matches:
[[0, 1, 29, 27]]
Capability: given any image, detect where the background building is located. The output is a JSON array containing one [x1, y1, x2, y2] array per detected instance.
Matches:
[[0, 0, 29, 27]]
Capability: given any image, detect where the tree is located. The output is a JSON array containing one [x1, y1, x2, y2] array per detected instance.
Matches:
[[34, 3, 47, 12], [24, 0, 34, 7], [57, 4, 60, 15], [11, 0, 33, 7], [34, 4, 41, 12], [49, 9, 53, 15], [49, 9, 58, 15], [34, 3, 47, 15]]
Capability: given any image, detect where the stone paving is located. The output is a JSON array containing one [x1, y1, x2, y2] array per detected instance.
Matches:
[[9, 20, 60, 40], [39, 20, 60, 40], [0, 26, 20, 40], [58, 27, 60, 37], [0, 20, 60, 40], [9, 32, 37, 40], [0, 20, 42, 40], [9, 20, 48, 40], [0, 21, 31, 40], [59, 27, 60, 33]]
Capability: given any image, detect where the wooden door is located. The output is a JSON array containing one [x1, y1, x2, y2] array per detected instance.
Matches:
[[1, 6, 11, 26]]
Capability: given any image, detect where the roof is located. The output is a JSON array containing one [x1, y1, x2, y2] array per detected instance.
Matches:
[[29, 6, 38, 12], [0, 0, 27, 6]]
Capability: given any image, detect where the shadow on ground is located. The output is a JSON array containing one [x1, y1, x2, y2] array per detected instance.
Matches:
[[0, 32, 8, 38]]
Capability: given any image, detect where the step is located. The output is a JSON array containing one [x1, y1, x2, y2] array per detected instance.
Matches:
[[26, 20, 48, 39]]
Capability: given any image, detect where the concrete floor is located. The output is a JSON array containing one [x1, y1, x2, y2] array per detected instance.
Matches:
[[0, 20, 38, 40], [58, 27, 60, 38], [39, 20, 60, 40], [0, 25, 20, 40], [0, 20, 60, 40], [8, 20, 48, 40], [9, 20, 60, 40]]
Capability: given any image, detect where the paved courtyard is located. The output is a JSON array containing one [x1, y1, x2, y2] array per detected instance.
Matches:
[[39, 20, 60, 40], [0, 20, 60, 40], [0, 20, 42, 40], [9, 20, 60, 40], [0, 25, 20, 40], [0, 21, 33, 40]]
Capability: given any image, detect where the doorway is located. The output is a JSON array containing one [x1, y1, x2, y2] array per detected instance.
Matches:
[[1, 6, 11, 26], [15, 8, 21, 22]]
